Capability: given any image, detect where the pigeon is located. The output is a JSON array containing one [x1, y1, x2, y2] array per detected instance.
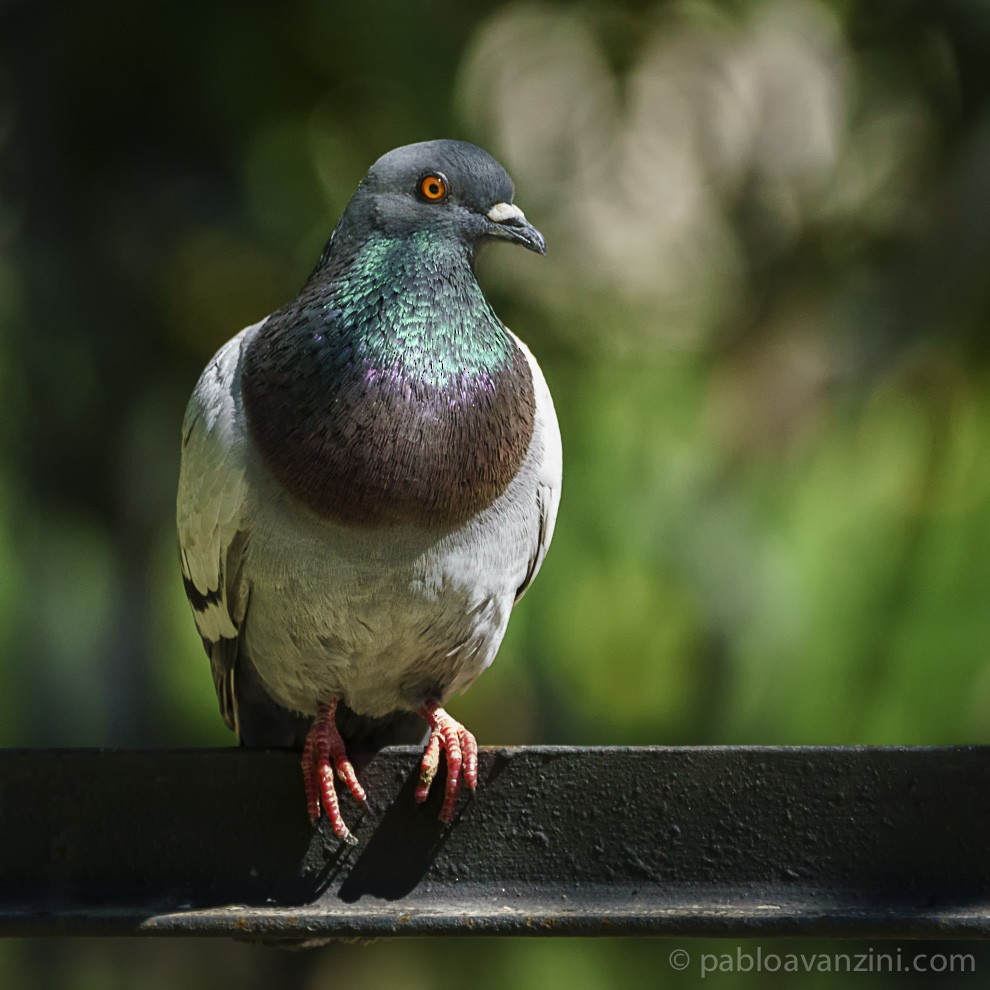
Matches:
[[176, 140, 561, 843]]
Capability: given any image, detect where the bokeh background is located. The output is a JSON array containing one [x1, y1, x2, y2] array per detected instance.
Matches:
[[3, 0, 990, 986]]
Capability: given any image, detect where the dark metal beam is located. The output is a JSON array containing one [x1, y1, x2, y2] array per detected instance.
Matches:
[[1, 746, 989, 939]]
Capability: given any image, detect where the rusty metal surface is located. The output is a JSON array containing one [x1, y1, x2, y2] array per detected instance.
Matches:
[[1, 746, 989, 938]]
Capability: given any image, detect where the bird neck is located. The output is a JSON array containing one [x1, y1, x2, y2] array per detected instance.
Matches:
[[316, 230, 514, 381]]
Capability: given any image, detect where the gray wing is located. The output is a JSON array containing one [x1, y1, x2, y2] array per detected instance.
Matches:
[[176, 323, 258, 735], [511, 332, 562, 603]]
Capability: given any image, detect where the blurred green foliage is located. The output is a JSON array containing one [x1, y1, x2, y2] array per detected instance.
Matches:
[[3, 0, 990, 985]]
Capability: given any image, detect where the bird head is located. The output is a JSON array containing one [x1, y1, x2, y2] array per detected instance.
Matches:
[[329, 139, 546, 260]]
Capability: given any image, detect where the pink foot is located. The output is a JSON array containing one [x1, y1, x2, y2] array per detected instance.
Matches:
[[301, 698, 366, 845], [415, 701, 478, 822]]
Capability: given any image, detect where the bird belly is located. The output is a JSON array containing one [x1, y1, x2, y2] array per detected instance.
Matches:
[[244, 568, 507, 719], [239, 479, 529, 719]]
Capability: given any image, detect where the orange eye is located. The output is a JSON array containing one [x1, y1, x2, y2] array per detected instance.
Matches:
[[418, 172, 448, 202]]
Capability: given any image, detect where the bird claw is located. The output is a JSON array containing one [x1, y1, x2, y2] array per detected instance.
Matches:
[[302, 698, 477, 840], [301, 699, 365, 843], [416, 702, 478, 822]]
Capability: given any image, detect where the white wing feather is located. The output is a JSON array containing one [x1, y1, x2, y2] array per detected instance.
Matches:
[[176, 323, 258, 646], [510, 331, 562, 602]]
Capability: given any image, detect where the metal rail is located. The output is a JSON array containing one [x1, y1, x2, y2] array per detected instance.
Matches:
[[1, 746, 988, 939]]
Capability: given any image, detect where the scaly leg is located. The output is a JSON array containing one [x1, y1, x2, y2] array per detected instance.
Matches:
[[415, 701, 478, 822], [300, 698, 366, 844]]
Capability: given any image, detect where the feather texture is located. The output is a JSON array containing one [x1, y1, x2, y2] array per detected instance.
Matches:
[[176, 141, 561, 758]]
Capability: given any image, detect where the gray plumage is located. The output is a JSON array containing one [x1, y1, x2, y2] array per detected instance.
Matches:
[[176, 140, 561, 772]]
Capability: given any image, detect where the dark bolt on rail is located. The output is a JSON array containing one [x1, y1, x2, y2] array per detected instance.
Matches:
[[1, 746, 988, 940]]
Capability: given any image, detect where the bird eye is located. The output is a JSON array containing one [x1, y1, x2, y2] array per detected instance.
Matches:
[[418, 173, 448, 202]]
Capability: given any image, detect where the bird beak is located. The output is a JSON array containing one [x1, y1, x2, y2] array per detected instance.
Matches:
[[486, 202, 547, 255]]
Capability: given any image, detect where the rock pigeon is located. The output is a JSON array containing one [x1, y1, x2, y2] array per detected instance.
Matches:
[[176, 140, 561, 843]]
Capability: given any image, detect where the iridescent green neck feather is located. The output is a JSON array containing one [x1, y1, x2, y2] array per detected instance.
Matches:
[[241, 231, 535, 527], [333, 231, 514, 384]]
